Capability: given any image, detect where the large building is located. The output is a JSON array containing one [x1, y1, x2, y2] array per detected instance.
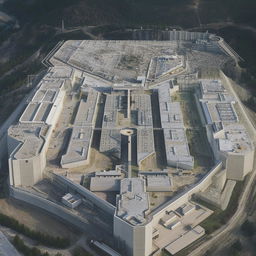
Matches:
[[4, 36, 255, 256], [158, 84, 194, 169], [8, 67, 74, 186], [197, 79, 254, 180]]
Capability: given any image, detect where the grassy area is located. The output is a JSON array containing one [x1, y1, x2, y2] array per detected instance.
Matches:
[[207, 26, 256, 113], [198, 0, 256, 27], [12, 235, 62, 256], [194, 180, 244, 234], [0, 60, 42, 95], [3, 0, 256, 28], [0, 174, 9, 198], [72, 246, 93, 256], [0, 213, 70, 248], [0, 28, 94, 99], [131, 165, 139, 177]]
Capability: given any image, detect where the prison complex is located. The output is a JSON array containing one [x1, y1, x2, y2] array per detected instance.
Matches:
[[2, 32, 255, 256]]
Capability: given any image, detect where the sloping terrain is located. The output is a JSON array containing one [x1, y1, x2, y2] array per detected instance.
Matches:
[[0, 0, 255, 115], [3, 0, 256, 27]]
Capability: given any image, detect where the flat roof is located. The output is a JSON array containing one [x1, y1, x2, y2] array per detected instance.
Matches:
[[39, 80, 64, 90], [147, 175, 172, 191], [131, 94, 153, 126], [102, 94, 119, 128], [61, 126, 93, 165], [200, 79, 225, 94], [61, 89, 98, 167], [52, 40, 185, 83], [218, 124, 254, 153], [8, 124, 48, 160], [154, 203, 213, 252], [8, 65, 73, 162], [90, 177, 121, 192], [95, 170, 122, 177], [33, 89, 57, 103], [100, 93, 123, 157], [116, 178, 149, 225], [20, 102, 53, 123], [164, 226, 205, 255], [154, 55, 183, 78], [158, 85, 194, 169], [203, 102, 238, 124], [198, 80, 254, 154], [100, 129, 121, 157], [44, 66, 74, 79]]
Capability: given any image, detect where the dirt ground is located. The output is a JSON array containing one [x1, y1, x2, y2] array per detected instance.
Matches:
[[67, 148, 113, 174], [139, 153, 160, 171], [0, 198, 79, 241]]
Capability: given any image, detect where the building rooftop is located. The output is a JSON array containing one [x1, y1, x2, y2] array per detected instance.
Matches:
[[158, 85, 194, 169], [8, 64, 73, 164], [61, 126, 93, 166], [199, 79, 235, 103], [102, 94, 120, 127], [8, 124, 48, 159], [100, 93, 124, 158], [95, 170, 122, 177], [90, 177, 121, 192], [198, 79, 254, 156], [164, 226, 205, 255], [147, 175, 172, 192], [116, 178, 149, 225], [44, 66, 74, 79], [200, 79, 225, 94], [39, 80, 65, 90], [218, 124, 254, 153], [155, 55, 183, 78], [74, 91, 98, 126], [20, 102, 53, 123], [61, 89, 98, 167], [131, 94, 153, 126], [52, 40, 186, 84]]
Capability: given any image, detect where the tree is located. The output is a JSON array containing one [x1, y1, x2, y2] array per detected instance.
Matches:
[[241, 220, 255, 237]]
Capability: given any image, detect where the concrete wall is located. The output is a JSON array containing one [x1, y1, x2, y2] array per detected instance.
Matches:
[[51, 173, 116, 216], [220, 71, 256, 141], [212, 168, 226, 191], [7, 83, 65, 187], [149, 162, 222, 226], [220, 71, 256, 180], [205, 125, 220, 162], [61, 159, 89, 169], [114, 215, 152, 256], [114, 216, 133, 256], [132, 30, 210, 41], [46, 90, 66, 126], [226, 151, 254, 181], [133, 223, 152, 256], [8, 150, 44, 187], [166, 159, 194, 170], [113, 162, 222, 256], [9, 186, 94, 232], [113, 163, 222, 256]]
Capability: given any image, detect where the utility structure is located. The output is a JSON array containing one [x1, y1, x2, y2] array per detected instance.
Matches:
[[120, 128, 135, 178]]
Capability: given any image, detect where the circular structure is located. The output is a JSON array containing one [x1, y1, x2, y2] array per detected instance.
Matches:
[[120, 128, 134, 136], [209, 35, 221, 42]]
